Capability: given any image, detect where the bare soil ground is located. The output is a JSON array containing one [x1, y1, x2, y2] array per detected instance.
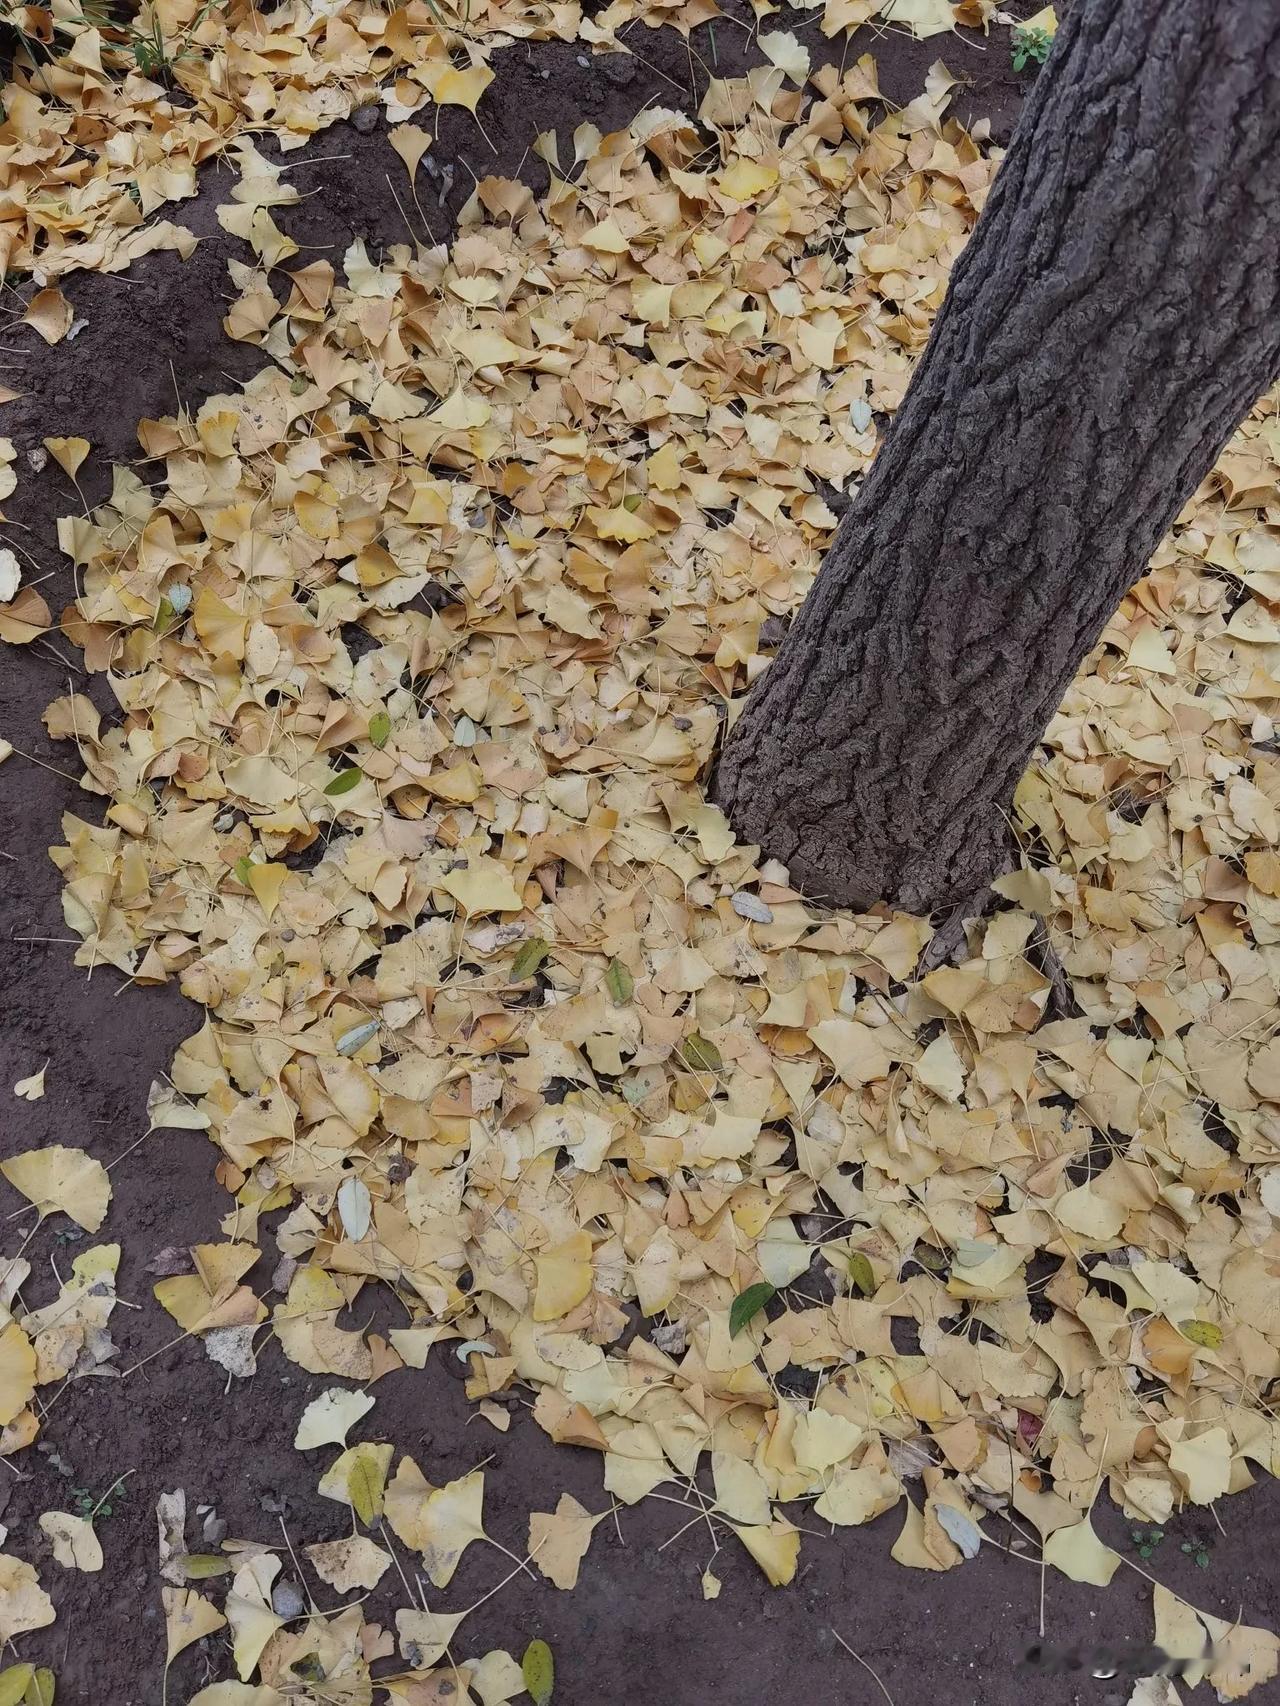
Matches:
[[2, 9, 1277, 1703]]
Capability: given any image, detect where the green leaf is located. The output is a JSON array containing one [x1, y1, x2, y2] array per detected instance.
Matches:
[[152, 595, 175, 633], [604, 957, 633, 1006], [24, 1673, 53, 1706], [0, 1669, 34, 1706], [847, 1251, 875, 1297], [234, 855, 254, 887], [1180, 1319, 1223, 1350], [324, 768, 362, 796], [368, 711, 391, 749], [180, 1553, 231, 1580], [522, 1639, 554, 1706], [350, 1453, 383, 1526], [729, 1281, 775, 1337], [681, 1033, 722, 1074], [510, 937, 550, 981]]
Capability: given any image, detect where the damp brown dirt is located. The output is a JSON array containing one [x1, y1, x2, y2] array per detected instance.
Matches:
[[2, 10, 1278, 1705]]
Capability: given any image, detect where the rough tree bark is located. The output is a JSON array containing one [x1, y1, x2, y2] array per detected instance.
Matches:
[[713, 0, 1280, 914]]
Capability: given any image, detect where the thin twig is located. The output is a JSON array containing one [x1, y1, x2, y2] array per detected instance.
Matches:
[[832, 1629, 897, 1706]]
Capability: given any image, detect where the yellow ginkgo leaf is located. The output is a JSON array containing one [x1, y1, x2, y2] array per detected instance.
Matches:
[[317, 1441, 394, 1525], [0, 1555, 55, 1642], [21, 288, 73, 345], [814, 1464, 902, 1527], [533, 1231, 594, 1321], [225, 1555, 284, 1680], [430, 64, 493, 114], [1042, 1516, 1121, 1586], [386, 1464, 487, 1589], [39, 1510, 103, 1572], [1, 1145, 111, 1232], [246, 861, 288, 919], [304, 1536, 391, 1592], [12, 1064, 45, 1101], [587, 504, 656, 543], [437, 858, 524, 915], [1168, 1426, 1232, 1505], [186, 1685, 284, 1706], [0, 1322, 36, 1426], [164, 1586, 227, 1664], [42, 437, 90, 480], [712, 1453, 771, 1526], [528, 1494, 604, 1590], [716, 159, 778, 203], [733, 1521, 799, 1587], [396, 1606, 469, 1669], [294, 1387, 375, 1451], [389, 123, 432, 181]]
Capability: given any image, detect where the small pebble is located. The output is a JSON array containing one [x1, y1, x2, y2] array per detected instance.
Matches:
[[272, 1579, 306, 1619], [351, 103, 379, 134]]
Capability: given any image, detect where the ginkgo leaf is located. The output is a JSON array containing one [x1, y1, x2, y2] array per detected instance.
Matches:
[[712, 1453, 771, 1526], [0, 1555, 55, 1642], [43, 437, 90, 480], [1043, 1517, 1121, 1586], [587, 504, 655, 543], [759, 29, 809, 83], [1, 1145, 110, 1231], [0, 1322, 36, 1426], [294, 1387, 375, 1450], [533, 1232, 594, 1321], [39, 1510, 104, 1571], [1168, 1427, 1232, 1504], [814, 1464, 902, 1527], [304, 1536, 391, 1592], [318, 1441, 393, 1525], [386, 1462, 487, 1588], [145, 1077, 210, 1131], [22, 288, 73, 345], [430, 64, 493, 114], [164, 1586, 226, 1662], [470, 1651, 527, 1706], [226, 1554, 284, 1680], [13, 1064, 46, 1100], [733, 1521, 799, 1587], [0, 587, 52, 645], [716, 159, 778, 203], [528, 1494, 603, 1590], [187, 1682, 285, 1705], [438, 858, 524, 915], [246, 861, 288, 919], [396, 1606, 468, 1668], [389, 124, 431, 181]]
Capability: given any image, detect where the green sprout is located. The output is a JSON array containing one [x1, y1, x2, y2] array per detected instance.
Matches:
[[1011, 23, 1053, 72]]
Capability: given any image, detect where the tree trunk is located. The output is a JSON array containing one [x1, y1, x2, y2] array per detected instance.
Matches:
[[713, 0, 1280, 914]]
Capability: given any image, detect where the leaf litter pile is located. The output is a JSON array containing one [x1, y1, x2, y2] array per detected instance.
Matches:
[[4, 6, 1280, 1703]]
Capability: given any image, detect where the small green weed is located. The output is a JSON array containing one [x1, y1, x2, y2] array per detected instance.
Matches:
[[1129, 1525, 1165, 1560], [1181, 1536, 1214, 1570], [1011, 23, 1052, 72], [71, 1475, 130, 1524]]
